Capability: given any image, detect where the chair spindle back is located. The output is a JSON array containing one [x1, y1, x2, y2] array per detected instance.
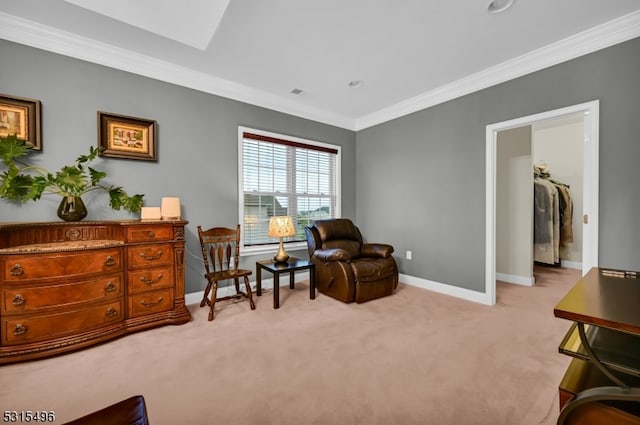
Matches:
[[198, 225, 241, 276]]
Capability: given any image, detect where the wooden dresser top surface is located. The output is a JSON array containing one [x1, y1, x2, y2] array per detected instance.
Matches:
[[0, 239, 124, 254]]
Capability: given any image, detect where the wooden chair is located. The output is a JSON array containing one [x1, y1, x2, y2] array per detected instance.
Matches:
[[197, 225, 256, 321]]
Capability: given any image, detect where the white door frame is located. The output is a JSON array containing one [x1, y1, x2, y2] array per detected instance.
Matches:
[[485, 100, 599, 306]]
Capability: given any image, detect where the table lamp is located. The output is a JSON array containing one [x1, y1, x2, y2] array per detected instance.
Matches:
[[268, 216, 296, 263]]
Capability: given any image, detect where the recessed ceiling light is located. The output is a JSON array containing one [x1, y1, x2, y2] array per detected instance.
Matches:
[[348, 80, 364, 88], [488, 0, 515, 14], [291, 88, 303, 95]]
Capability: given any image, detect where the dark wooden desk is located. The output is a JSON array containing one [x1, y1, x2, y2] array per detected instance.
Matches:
[[554, 267, 640, 334], [255, 257, 315, 309], [554, 267, 640, 424]]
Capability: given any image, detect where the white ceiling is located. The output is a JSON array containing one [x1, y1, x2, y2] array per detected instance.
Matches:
[[62, 0, 232, 50], [1, 1, 640, 130]]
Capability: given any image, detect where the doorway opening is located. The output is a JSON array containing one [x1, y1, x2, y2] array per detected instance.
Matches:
[[485, 101, 599, 306]]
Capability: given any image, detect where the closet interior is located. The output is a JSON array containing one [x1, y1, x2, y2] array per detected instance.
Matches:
[[495, 115, 584, 286], [533, 161, 574, 267]]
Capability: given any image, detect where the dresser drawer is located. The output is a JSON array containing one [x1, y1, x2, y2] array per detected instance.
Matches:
[[128, 244, 172, 268], [2, 275, 122, 315], [127, 226, 172, 243], [2, 248, 122, 281], [2, 300, 123, 346], [128, 289, 173, 318], [128, 267, 173, 294]]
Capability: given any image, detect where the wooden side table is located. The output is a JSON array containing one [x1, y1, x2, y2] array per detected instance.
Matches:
[[255, 257, 315, 308], [554, 267, 640, 424]]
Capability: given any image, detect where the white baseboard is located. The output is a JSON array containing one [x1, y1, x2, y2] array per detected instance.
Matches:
[[186, 271, 493, 307], [496, 272, 535, 286], [399, 273, 493, 305], [185, 271, 310, 306], [560, 260, 582, 270]]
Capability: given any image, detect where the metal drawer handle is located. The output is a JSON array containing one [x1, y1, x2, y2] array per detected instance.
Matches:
[[104, 281, 117, 293], [104, 256, 117, 267], [12, 294, 25, 306], [141, 297, 164, 308], [10, 264, 24, 276], [105, 307, 118, 318], [139, 251, 163, 261], [13, 324, 27, 336], [139, 273, 163, 285], [148, 231, 156, 238]]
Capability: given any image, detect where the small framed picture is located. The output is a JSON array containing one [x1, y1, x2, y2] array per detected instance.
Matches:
[[0, 94, 42, 151], [98, 111, 157, 161]]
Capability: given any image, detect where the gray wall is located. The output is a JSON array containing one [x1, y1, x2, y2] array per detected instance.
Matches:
[[0, 39, 356, 294], [3, 36, 640, 297], [356, 36, 640, 292]]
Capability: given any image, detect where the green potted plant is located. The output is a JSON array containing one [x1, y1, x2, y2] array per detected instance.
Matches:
[[0, 134, 144, 221]]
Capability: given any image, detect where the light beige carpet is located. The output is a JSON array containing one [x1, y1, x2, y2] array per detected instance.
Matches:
[[0, 266, 580, 425]]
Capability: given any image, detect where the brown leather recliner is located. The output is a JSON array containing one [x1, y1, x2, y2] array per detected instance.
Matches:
[[305, 218, 399, 303]]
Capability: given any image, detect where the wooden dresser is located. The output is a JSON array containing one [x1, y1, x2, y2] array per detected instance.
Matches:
[[0, 220, 191, 364]]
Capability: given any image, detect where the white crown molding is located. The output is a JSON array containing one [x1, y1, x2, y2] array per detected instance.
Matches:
[[2, 10, 640, 132], [354, 10, 640, 131], [0, 12, 355, 130]]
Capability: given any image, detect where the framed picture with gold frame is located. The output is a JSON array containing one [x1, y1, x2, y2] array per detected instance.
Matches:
[[98, 111, 157, 161], [0, 94, 42, 151]]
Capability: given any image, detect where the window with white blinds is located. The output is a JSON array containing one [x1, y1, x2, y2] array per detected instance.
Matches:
[[238, 127, 341, 251]]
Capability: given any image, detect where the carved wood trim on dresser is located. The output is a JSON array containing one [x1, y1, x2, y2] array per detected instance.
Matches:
[[0, 220, 191, 364]]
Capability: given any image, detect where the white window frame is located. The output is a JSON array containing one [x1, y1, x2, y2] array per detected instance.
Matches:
[[238, 126, 342, 255]]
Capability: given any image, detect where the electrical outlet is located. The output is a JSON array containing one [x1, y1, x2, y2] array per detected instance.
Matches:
[[406, 250, 412, 260]]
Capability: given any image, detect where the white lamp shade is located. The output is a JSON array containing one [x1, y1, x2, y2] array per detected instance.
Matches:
[[267, 216, 296, 237], [161, 197, 181, 220]]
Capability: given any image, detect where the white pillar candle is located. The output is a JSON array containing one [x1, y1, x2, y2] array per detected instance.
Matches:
[[161, 197, 181, 220]]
